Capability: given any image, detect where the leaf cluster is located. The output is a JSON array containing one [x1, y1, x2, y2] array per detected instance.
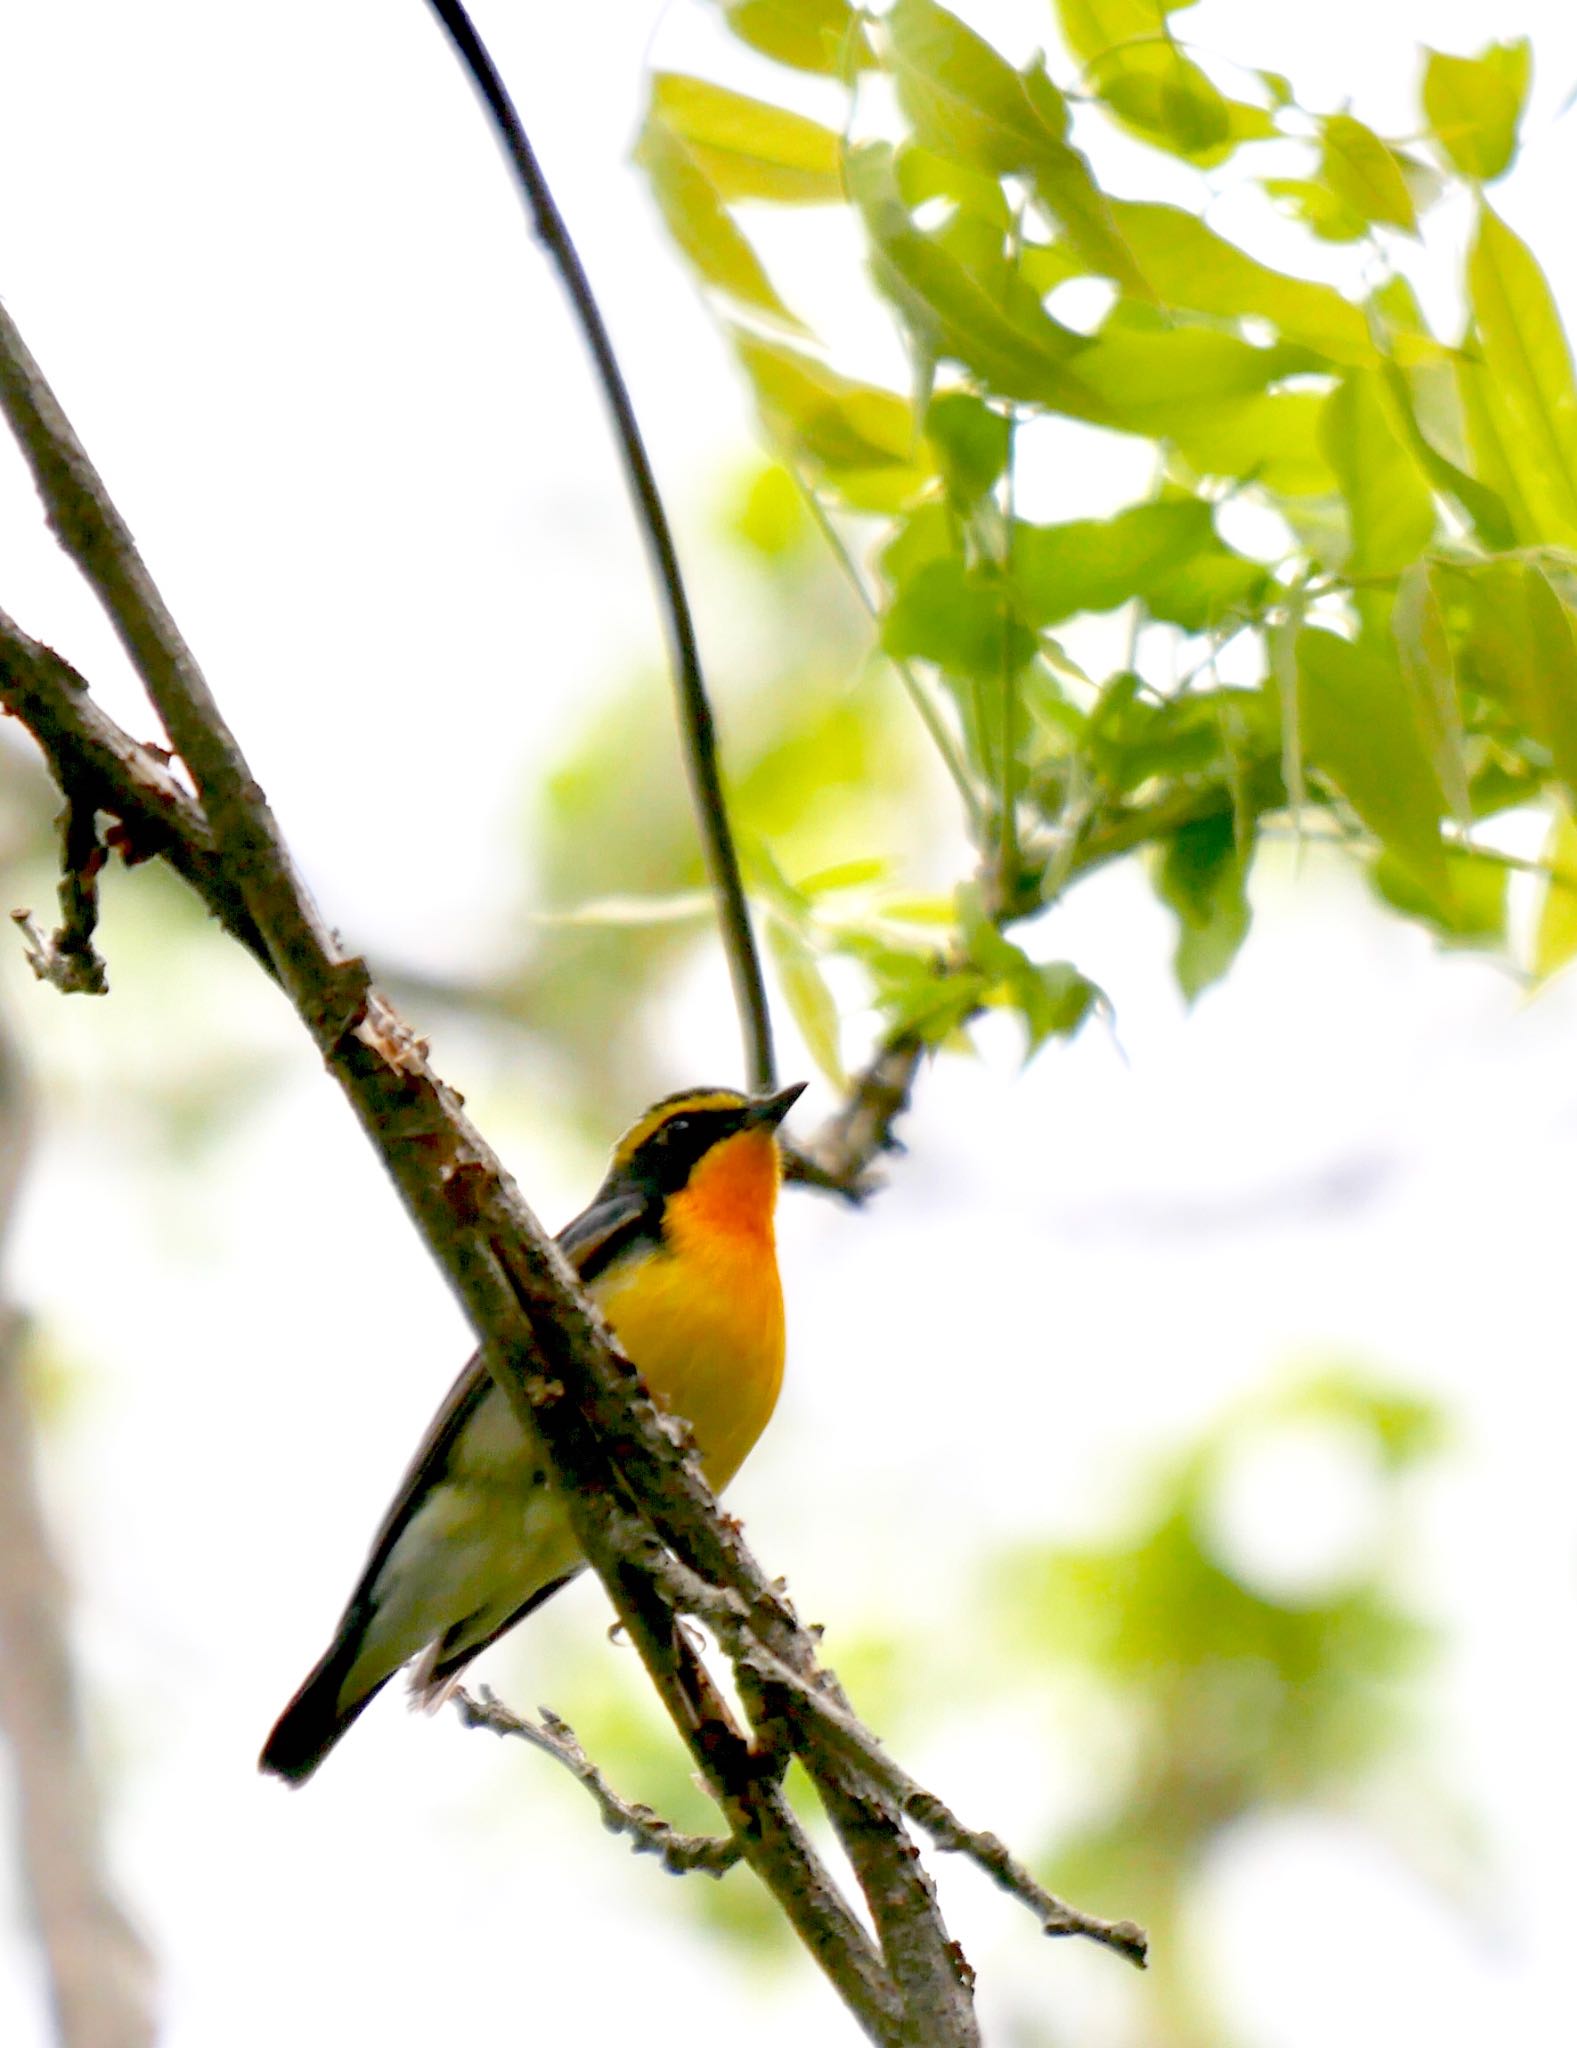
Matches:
[[628, 1, 1577, 1070]]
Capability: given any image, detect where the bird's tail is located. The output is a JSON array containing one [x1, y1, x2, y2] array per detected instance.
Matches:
[[259, 1616, 386, 1787]]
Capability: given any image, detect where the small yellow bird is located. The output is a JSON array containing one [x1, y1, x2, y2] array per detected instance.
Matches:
[[260, 1081, 804, 1784]]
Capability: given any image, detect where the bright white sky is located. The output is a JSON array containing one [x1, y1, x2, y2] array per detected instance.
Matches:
[[2, 3, 1576, 2045]]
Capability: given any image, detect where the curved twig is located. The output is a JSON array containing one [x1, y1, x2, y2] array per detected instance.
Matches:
[[422, 0, 776, 1095], [455, 1687, 742, 1877]]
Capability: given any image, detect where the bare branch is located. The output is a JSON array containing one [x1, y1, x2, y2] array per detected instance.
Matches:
[[786, 1036, 924, 1201], [0, 305, 914, 2044], [0, 610, 275, 974], [455, 1688, 742, 1877], [0, 1025, 159, 2048], [0, 212, 1146, 2045], [0, 300, 369, 1052], [422, 0, 777, 1096], [12, 789, 109, 994]]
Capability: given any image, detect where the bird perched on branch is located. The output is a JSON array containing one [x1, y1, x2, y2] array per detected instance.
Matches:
[[260, 1081, 805, 1785]]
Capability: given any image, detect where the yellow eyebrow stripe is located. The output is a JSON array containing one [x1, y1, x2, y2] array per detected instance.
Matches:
[[609, 1088, 749, 1171]]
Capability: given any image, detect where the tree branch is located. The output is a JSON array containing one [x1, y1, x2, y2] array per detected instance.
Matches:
[[455, 1688, 742, 1877], [12, 786, 110, 994], [0, 300, 909, 2043], [0, 1023, 159, 2048], [0, 228, 1146, 2044], [422, 0, 777, 1096]]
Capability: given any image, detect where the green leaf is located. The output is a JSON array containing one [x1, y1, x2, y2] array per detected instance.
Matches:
[[1263, 175, 1368, 245], [883, 555, 1037, 689], [1014, 497, 1267, 629], [1077, 325, 1323, 419], [1084, 43, 1274, 167], [848, 145, 1113, 417], [1391, 561, 1470, 822], [1168, 390, 1334, 496], [524, 891, 714, 927], [648, 75, 845, 204], [1054, 0, 1182, 62], [960, 897, 1099, 1052], [1377, 354, 1516, 550], [1467, 204, 1577, 547], [1322, 371, 1436, 589], [1318, 114, 1418, 234], [1105, 201, 1376, 364], [637, 105, 803, 326], [1422, 41, 1530, 182], [765, 917, 846, 1086], [1155, 811, 1252, 1000], [1533, 805, 1577, 979], [1445, 558, 1577, 797], [926, 390, 1011, 502], [713, 0, 875, 76], [1296, 627, 1447, 889], [732, 332, 925, 506], [886, 0, 1153, 296], [1371, 847, 1506, 945]]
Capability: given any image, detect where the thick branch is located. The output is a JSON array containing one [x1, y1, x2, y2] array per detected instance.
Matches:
[[423, 0, 776, 1095], [0, 309, 908, 2043]]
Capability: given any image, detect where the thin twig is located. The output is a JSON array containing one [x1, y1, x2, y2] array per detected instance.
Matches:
[[784, 1035, 924, 1200], [794, 475, 982, 828], [455, 1687, 742, 1877], [12, 789, 110, 994], [601, 1523, 1147, 1969], [0, 300, 369, 1052], [422, 0, 776, 1096]]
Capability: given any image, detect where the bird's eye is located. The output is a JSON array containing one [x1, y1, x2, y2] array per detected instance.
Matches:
[[662, 1117, 691, 1144]]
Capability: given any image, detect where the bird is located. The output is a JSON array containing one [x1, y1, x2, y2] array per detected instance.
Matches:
[[259, 1080, 805, 1785]]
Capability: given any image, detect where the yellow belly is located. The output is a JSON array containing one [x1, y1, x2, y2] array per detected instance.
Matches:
[[590, 1227, 785, 1490]]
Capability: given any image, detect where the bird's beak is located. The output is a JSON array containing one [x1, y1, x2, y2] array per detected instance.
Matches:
[[744, 1080, 807, 1131]]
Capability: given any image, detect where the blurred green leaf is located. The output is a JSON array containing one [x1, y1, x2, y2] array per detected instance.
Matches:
[[961, 896, 1100, 1051], [851, 144, 1112, 416], [888, 0, 1154, 294], [713, 0, 875, 74], [526, 891, 715, 927], [1391, 561, 1471, 822], [1263, 174, 1368, 244], [1467, 204, 1577, 547], [1078, 322, 1323, 416], [1422, 40, 1530, 182], [925, 389, 1011, 502], [1296, 627, 1448, 889], [1323, 370, 1437, 581], [1067, 5, 1276, 170], [1155, 810, 1252, 1000], [1372, 845, 1506, 944], [637, 96, 803, 325], [1444, 557, 1577, 797], [647, 75, 845, 204], [1055, 0, 1183, 60], [884, 555, 1037, 691], [1533, 804, 1577, 978], [1318, 113, 1418, 234], [764, 915, 846, 1085], [1169, 389, 1334, 495], [1014, 497, 1269, 630], [732, 332, 926, 508], [1104, 201, 1376, 363], [1377, 353, 1516, 550]]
